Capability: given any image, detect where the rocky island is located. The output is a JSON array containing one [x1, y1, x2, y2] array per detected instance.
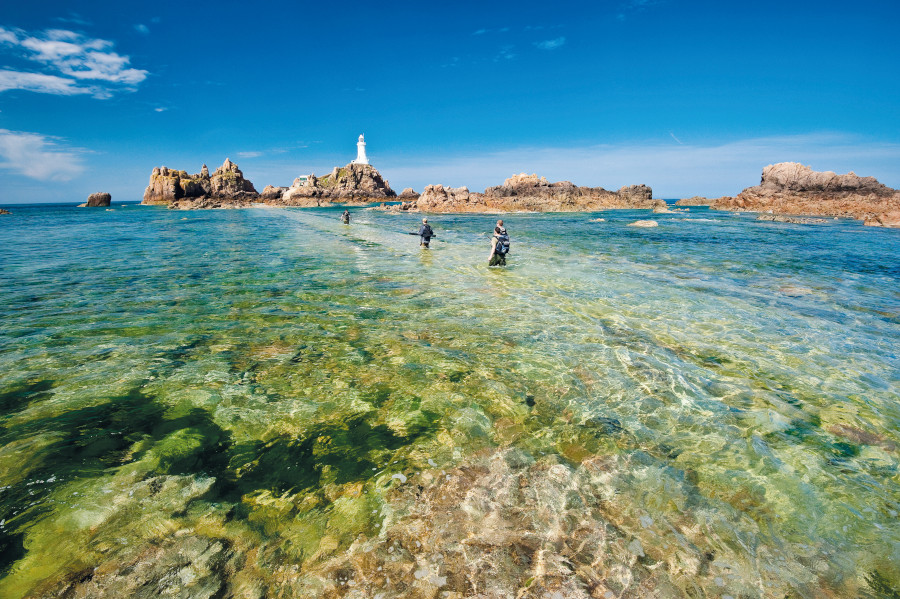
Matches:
[[378, 173, 661, 213], [79, 192, 111, 207], [711, 162, 900, 227], [141, 159, 395, 209], [142, 159, 259, 209]]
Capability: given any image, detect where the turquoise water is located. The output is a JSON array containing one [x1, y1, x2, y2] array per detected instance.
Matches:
[[0, 203, 898, 597]]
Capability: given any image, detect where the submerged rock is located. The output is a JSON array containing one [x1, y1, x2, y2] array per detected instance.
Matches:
[[711, 162, 900, 226], [628, 219, 658, 227], [79, 192, 111, 207]]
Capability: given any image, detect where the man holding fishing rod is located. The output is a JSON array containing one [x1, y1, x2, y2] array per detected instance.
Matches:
[[417, 217, 434, 248]]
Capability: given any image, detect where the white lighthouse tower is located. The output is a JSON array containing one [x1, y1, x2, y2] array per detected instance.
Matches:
[[353, 134, 369, 165]]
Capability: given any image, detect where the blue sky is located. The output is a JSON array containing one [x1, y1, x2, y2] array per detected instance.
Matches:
[[1, 0, 898, 203]]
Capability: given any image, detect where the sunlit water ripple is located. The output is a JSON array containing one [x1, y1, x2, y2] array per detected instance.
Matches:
[[0, 203, 898, 598]]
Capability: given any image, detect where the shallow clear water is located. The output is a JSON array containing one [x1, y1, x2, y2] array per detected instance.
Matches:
[[0, 203, 898, 597]]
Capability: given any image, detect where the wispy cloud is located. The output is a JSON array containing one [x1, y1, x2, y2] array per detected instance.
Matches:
[[495, 44, 516, 61], [134, 24, 150, 35], [382, 133, 900, 198], [154, 107, 167, 112], [0, 69, 96, 96], [237, 151, 263, 159], [0, 129, 85, 180], [472, 28, 488, 35], [669, 131, 683, 145], [0, 26, 147, 97], [535, 37, 566, 50]]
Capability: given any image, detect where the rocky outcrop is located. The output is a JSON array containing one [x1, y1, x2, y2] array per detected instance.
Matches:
[[398, 187, 419, 200], [675, 196, 713, 206], [79, 192, 111, 207], [411, 173, 661, 213], [0, 209, 10, 215], [279, 163, 396, 206], [260, 185, 288, 201], [141, 159, 258, 208], [711, 162, 900, 226]]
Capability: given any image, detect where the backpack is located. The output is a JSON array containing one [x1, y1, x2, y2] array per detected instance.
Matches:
[[495, 232, 510, 255], [422, 224, 433, 238]]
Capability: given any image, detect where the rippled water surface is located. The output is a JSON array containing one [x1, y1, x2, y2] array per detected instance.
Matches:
[[1, 203, 898, 598]]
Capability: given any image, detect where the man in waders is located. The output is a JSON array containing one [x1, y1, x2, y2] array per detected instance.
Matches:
[[340, 209, 350, 224], [419, 218, 434, 248], [489, 219, 510, 266]]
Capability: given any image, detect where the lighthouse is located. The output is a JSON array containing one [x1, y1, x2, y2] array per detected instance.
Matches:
[[353, 134, 369, 165]]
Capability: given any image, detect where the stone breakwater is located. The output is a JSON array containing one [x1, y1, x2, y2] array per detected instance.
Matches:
[[379, 173, 661, 213], [141, 160, 394, 209], [711, 162, 900, 227]]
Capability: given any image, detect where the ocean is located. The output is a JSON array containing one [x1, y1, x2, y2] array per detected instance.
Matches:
[[0, 202, 898, 598]]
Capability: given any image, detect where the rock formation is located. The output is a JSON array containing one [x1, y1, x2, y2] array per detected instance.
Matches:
[[279, 163, 396, 206], [711, 162, 900, 227], [398, 187, 419, 200], [675, 196, 713, 206], [141, 159, 259, 209], [0, 208, 10, 215], [408, 173, 661, 213], [79, 192, 111, 207]]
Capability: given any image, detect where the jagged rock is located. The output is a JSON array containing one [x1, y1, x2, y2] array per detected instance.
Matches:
[[273, 163, 396, 207], [0, 209, 11, 215], [675, 196, 712, 206], [260, 185, 288, 201], [79, 192, 111, 207], [141, 159, 258, 208], [398, 187, 419, 199], [711, 162, 900, 226], [413, 175, 660, 213]]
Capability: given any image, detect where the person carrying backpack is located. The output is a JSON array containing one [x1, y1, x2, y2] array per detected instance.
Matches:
[[418, 217, 435, 248], [489, 219, 510, 266]]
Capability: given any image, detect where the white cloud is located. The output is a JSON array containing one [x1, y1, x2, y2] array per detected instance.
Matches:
[[154, 107, 167, 112], [0, 129, 85, 181], [0, 25, 147, 97], [135, 24, 150, 35], [472, 28, 488, 35], [381, 134, 900, 198], [535, 37, 566, 50], [237, 151, 263, 159]]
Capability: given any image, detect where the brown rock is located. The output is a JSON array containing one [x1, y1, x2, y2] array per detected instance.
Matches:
[[0, 209, 10, 215], [141, 158, 258, 208], [79, 192, 111, 207], [711, 162, 900, 224], [397, 187, 419, 199], [272, 163, 396, 207], [414, 174, 660, 213], [675, 196, 712, 206]]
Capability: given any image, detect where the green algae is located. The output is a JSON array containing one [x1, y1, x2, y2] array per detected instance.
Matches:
[[0, 206, 898, 597]]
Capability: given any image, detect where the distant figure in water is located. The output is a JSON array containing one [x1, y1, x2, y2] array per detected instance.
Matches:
[[489, 219, 510, 266], [340, 209, 350, 225], [419, 217, 434, 248]]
